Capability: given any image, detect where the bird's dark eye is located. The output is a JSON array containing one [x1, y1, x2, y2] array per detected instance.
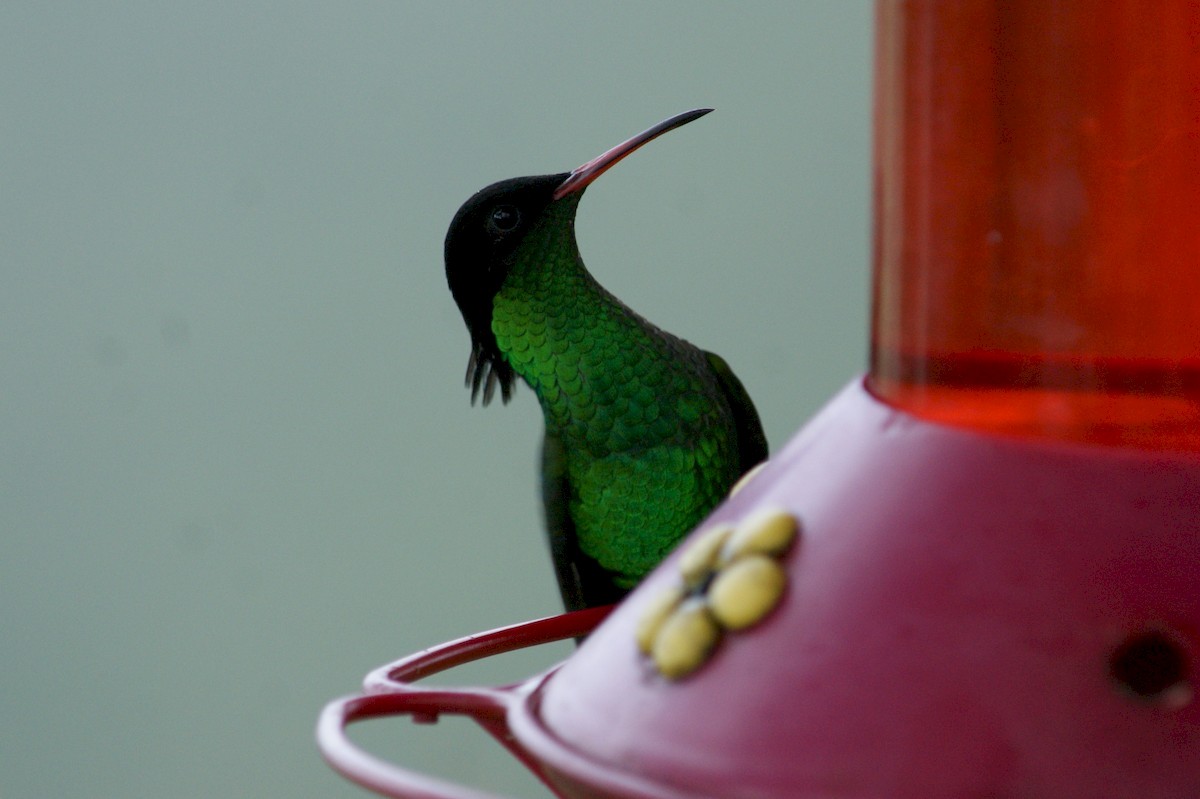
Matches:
[[488, 205, 521, 234]]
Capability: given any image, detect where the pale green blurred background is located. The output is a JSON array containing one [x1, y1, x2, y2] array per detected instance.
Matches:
[[1, 3, 872, 797]]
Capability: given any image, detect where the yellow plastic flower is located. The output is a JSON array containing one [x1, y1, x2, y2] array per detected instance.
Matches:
[[637, 508, 799, 679]]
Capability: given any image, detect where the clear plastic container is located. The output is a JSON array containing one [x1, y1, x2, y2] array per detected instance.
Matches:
[[868, 1, 1200, 449]]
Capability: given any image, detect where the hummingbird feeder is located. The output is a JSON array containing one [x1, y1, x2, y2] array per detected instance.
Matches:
[[318, 2, 1200, 796]]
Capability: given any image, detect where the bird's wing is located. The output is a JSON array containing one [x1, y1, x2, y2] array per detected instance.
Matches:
[[540, 431, 587, 611], [541, 431, 627, 611], [704, 350, 769, 473]]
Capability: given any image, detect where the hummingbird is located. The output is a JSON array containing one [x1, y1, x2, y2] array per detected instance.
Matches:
[[444, 109, 767, 611]]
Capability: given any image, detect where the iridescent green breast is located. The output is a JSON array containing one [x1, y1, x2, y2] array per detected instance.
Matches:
[[491, 212, 741, 584]]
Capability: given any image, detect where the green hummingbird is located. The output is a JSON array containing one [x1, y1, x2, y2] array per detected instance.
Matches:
[[445, 109, 767, 611]]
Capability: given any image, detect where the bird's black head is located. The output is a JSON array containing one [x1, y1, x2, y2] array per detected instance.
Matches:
[[444, 109, 713, 406], [444, 172, 570, 405]]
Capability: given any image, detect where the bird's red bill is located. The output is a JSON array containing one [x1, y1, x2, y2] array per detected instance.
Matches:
[[553, 108, 713, 200]]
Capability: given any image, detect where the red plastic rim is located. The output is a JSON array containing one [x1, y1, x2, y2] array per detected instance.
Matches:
[[316, 606, 612, 799]]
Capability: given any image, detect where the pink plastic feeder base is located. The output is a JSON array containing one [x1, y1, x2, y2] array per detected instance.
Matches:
[[319, 380, 1200, 799]]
